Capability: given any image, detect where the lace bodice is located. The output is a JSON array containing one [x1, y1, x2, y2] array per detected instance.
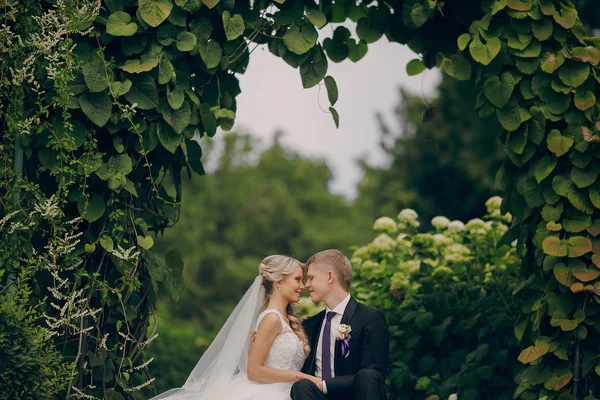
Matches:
[[256, 309, 306, 372]]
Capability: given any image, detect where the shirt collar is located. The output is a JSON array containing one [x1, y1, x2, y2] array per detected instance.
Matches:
[[326, 293, 351, 316]]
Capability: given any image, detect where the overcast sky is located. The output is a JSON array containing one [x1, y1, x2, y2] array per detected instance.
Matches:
[[229, 33, 442, 199]]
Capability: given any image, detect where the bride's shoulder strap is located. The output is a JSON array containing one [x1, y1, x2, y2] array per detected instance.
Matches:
[[256, 309, 285, 330]]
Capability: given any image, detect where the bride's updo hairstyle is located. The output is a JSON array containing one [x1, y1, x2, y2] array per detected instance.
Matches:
[[259, 255, 310, 355]]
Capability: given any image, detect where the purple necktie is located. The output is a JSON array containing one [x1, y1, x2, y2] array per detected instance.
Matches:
[[321, 311, 337, 380]]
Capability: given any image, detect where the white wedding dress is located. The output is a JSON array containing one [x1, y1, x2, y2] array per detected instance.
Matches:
[[187, 309, 306, 399], [151, 277, 306, 400]]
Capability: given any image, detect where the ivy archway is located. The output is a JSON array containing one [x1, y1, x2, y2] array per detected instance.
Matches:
[[1, 0, 600, 399]]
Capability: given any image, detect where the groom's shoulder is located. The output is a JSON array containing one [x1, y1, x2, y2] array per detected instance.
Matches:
[[353, 298, 386, 320]]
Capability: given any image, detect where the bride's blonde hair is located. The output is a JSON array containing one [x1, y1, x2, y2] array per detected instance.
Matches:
[[259, 255, 310, 355]]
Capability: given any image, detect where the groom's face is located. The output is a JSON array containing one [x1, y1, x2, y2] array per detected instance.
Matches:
[[305, 263, 329, 303]]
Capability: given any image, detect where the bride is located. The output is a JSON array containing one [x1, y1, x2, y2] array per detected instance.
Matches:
[[151, 255, 321, 399]]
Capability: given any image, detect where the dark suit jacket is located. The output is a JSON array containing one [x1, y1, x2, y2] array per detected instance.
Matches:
[[301, 297, 389, 398]]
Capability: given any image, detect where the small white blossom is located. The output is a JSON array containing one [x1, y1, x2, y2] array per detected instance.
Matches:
[[449, 394, 458, 400], [485, 196, 503, 213], [431, 216, 450, 229], [447, 220, 465, 233], [432, 233, 453, 246], [465, 218, 487, 231], [373, 217, 398, 233], [369, 233, 397, 252], [398, 208, 419, 224]]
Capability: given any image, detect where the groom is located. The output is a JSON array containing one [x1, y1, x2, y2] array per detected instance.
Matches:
[[293, 249, 389, 400]]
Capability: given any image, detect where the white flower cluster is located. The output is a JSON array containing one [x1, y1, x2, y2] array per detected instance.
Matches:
[[431, 216, 450, 229], [373, 216, 398, 234], [112, 245, 141, 262], [368, 233, 397, 252], [397, 209, 420, 229]]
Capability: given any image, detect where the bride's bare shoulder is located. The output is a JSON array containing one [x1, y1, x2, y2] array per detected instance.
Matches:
[[257, 312, 283, 335]]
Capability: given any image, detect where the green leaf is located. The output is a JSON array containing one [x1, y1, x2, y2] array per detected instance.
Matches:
[[356, 18, 382, 44], [108, 154, 133, 175], [300, 47, 328, 88], [158, 59, 175, 84], [77, 194, 106, 223], [510, 40, 541, 58], [496, 97, 521, 131], [547, 129, 573, 157], [330, 107, 339, 128], [124, 74, 158, 110], [532, 18, 553, 40], [108, 172, 126, 191], [138, 0, 173, 27], [283, 22, 318, 55], [347, 39, 368, 62], [100, 236, 114, 253], [185, 138, 205, 176], [410, 3, 429, 27], [109, 80, 132, 97], [167, 85, 185, 109], [541, 52, 565, 73], [222, 11, 245, 41], [483, 72, 516, 108], [559, 61, 590, 88], [440, 54, 471, 81], [553, 3, 577, 28], [574, 88, 596, 111], [571, 167, 597, 189], [534, 154, 557, 183], [83, 58, 110, 93], [201, 0, 220, 9], [568, 236, 592, 258], [137, 235, 154, 250], [507, 0, 532, 11], [469, 37, 501, 66], [199, 103, 217, 137], [518, 343, 549, 364], [324, 76, 338, 106], [79, 92, 112, 127], [563, 211, 592, 233], [543, 236, 568, 256], [175, 31, 197, 51], [198, 40, 222, 69], [106, 11, 138, 36], [162, 100, 191, 133], [175, 0, 202, 11], [406, 59, 426, 76], [121, 53, 159, 73], [157, 120, 182, 153], [542, 202, 564, 222], [457, 33, 471, 51], [307, 9, 327, 28]]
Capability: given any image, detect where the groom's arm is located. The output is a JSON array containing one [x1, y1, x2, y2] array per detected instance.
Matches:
[[324, 309, 389, 396]]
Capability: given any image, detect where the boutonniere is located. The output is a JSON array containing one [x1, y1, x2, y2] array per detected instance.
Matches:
[[336, 324, 352, 358]]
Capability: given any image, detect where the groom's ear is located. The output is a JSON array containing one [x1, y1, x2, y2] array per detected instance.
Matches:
[[327, 270, 334, 283]]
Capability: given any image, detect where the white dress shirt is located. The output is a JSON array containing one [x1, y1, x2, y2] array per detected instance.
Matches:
[[315, 294, 351, 393]]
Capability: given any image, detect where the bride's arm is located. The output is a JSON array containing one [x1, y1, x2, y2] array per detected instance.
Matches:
[[246, 314, 306, 384]]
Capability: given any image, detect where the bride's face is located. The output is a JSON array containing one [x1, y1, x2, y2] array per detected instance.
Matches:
[[277, 266, 305, 303]]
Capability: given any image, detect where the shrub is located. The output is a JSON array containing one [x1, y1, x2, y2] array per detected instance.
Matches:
[[0, 272, 71, 399], [351, 197, 523, 400]]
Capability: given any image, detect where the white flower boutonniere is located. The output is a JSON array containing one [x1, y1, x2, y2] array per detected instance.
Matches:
[[336, 324, 352, 358]]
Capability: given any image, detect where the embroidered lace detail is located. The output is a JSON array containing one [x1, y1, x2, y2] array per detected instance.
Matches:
[[256, 309, 306, 372]]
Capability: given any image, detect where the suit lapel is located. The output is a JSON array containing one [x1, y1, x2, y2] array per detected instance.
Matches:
[[306, 310, 326, 375], [334, 297, 358, 374]]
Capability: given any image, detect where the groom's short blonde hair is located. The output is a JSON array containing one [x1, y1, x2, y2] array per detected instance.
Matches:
[[306, 249, 352, 291]]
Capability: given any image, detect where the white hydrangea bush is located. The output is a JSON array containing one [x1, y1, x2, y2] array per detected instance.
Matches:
[[349, 198, 522, 400]]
